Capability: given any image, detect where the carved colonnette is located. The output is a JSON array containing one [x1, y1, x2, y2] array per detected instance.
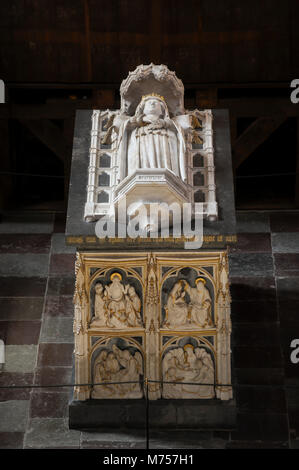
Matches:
[[73, 251, 232, 402]]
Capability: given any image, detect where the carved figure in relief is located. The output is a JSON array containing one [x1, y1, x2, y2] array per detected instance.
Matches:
[[92, 350, 116, 398], [91, 273, 142, 328], [162, 344, 215, 399], [194, 347, 215, 398], [162, 277, 213, 329], [185, 278, 213, 327], [110, 94, 190, 181], [91, 345, 143, 399], [163, 281, 188, 328], [162, 347, 185, 398], [112, 345, 143, 397], [125, 286, 142, 327], [105, 273, 128, 327], [93, 283, 107, 326]]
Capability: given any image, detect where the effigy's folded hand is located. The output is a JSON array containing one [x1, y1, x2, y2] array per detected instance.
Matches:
[[145, 118, 165, 130], [128, 116, 138, 127]]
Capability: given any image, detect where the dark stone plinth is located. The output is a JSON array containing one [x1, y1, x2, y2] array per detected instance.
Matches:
[[69, 398, 237, 431]]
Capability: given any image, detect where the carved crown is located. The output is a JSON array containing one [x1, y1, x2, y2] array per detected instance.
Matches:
[[141, 93, 165, 103]]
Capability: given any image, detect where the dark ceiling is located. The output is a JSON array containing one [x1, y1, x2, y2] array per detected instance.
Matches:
[[0, 0, 298, 86], [0, 1, 299, 212]]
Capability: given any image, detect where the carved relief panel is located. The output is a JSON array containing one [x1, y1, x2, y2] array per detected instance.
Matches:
[[91, 337, 144, 399], [73, 251, 232, 401]]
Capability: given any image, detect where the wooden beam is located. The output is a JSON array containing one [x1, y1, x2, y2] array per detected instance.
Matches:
[[218, 98, 298, 118], [230, 115, 238, 147], [196, 88, 218, 108], [19, 119, 70, 163], [84, 0, 92, 81], [150, 0, 162, 62], [92, 89, 115, 108], [1, 97, 298, 121], [232, 116, 286, 170], [0, 100, 94, 120]]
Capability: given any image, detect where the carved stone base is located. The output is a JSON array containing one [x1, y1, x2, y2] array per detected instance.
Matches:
[[114, 168, 190, 208], [72, 250, 232, 403], [70, 249, 234, 429], [69, 398, 237, 430]]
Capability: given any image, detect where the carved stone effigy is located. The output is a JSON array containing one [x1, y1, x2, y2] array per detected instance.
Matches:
[[73, 251, 232, 401], [84, 63, 218, 223]]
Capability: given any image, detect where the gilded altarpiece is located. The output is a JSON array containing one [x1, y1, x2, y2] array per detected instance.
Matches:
[[73, 251, 232, 402]]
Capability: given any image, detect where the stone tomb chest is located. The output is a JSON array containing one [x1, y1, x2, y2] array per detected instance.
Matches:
[[66, 64, 236, 430]]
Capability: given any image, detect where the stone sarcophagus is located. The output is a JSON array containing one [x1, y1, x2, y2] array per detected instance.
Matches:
[[73, 251, 232, 402]]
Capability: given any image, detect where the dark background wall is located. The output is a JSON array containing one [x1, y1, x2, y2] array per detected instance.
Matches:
[[0, 0, 299, 450], [0, 0, 299, 212], [1, 0, 298, 84]]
